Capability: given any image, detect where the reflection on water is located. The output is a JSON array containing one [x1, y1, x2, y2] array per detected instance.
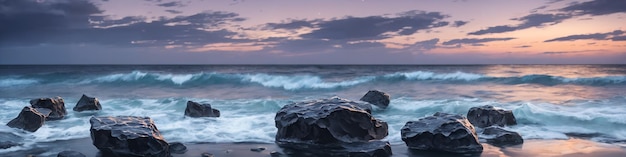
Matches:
[[499, 138, 626, 157]]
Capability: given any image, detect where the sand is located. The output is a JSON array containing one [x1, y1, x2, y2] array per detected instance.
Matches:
[[2, 138, 625, 157]]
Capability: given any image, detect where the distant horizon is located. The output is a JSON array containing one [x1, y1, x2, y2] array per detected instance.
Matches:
[[1, 0, 625, 64]]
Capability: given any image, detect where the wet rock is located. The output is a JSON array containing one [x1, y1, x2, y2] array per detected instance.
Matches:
[[360, 90, 391, 109], [6, 106, 46, 132], [184, 101, 220, 117], [201, 152, 214, 157], [270, 151, 283, 157], [0, 132, 23, 149], [30, 97, 66, 120], [170, 142, 187, 154], [73, 94, 102, 112], [57, 150, 86, 157], [90, 116, 170, 157], [467, 105, 517, 128], [250, 147, 265, 152], [401, 112, 483, 153], [482, 126, 523, 146], [275, 97, 391, 157]]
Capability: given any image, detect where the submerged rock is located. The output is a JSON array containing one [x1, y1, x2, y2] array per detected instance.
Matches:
[[185, 101, 220, 117], [401, 112, 483, 153], [482, 126, 523, 146], [73, 94, 102, 112], [6, 106, 46, 132], [0, 132, 23, 149], [360, 90, 391, 109], [57, 150, 86, 157], [275, 97, 391, 156], [90, 116, 170, 157], [467, 105, 517, 128], [30, 97, 66, 120]]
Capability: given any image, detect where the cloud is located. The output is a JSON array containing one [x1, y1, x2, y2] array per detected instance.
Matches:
[[612, 36, 626, 41], [165, 10, 182, 14], [442, 38, 515, 45], [290, 10, 450, 40], [451, 21, 468, 27], [468, 13, 572, 35], [157, 1, 185, 7], [560, 0, 626, 16], [266, 19, 317, 30], [544, 30, 624, 42], [515, 45, 532, 48]]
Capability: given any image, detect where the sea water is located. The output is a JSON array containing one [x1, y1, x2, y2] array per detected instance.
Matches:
[[1, 65, 625, 153]]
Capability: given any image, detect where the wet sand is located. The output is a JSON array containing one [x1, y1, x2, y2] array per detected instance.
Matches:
[[2, 138, 625, 157]]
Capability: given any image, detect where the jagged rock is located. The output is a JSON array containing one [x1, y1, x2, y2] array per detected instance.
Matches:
[[482, 126, 523, 146], [275, 97, 391, 157], [0, 132, 23, 149], [73, 94, 102, 112], [57, 150, 86, 157], [401, 112, 483, 153], [184, 101, 220, 117], [6, 106, 46, 132], [360, 90, 390, 109], [170, 142, 187, 154], [467, 105, 517, 128], [90, 116, 170, 157], [30, 97, 66, 120]]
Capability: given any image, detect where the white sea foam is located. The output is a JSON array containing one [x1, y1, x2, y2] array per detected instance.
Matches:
[[0, 78, 38, 87], [383, 71, 485, 81], [91, 70, 148, 82], [240, 73, 374, 90]]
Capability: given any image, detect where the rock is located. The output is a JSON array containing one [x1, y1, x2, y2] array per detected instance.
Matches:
[[184, 101, 220, 117], [201, 152, 214, 157], [401, 112, 483, 153], [467, 105, 517, 128], [73, 94, 102, 112], [90, 116, 170, 157], [270, 151, 283, 157], [57, 150, 86, 157], [275, 97, 391, 157], [250, 147, 266, 152], [359, 90, 390, 109], [0, 132, 23, 149], [170, 142, 187, 154], [30, 97, 66, 120], [6, 106, 46, 132], [482, 126, 523, 146]]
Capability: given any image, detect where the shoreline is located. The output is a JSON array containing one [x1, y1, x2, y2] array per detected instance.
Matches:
[[2, 138, 625, 157]]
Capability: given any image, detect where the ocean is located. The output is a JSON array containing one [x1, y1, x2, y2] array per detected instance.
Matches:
[[1, 65, 626, 154]]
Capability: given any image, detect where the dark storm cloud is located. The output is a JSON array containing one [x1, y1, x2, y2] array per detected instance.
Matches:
[[544, 30, 624, 42], [279, 10, 450, 41], [468, 13, 571, 35], [451, 21, 468, 27], [157, 1, 185, 7], [560, 0, 626, 16], [442, 38, 515, 45], [0, 0, 249, 48]]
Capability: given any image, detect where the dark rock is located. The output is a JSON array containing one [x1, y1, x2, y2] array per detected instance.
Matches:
[[89, 116, 170, 157], [184, 101, 220, 117], [360, 90, 390, 109], [73, 94, 102, 112], [250, 147, 265, 152], [467, 105, 517, 128], [401, 112, 483, 153], [57, 150, 86, 157], [270, 151, 283, 157], [0, 132, 23, 149], [170, 142, 187, 154], [6, 106, 46, 132], [275, 97, 391, 157], [482, 126, 523, 146], [201, 152, 214, 157], [30, 97, 66, 120]]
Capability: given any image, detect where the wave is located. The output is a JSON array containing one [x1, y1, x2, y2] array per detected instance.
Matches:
[[6, 70, 626, 90]]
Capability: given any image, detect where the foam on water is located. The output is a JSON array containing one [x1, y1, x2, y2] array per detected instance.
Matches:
[[0, 78, 38, 87]]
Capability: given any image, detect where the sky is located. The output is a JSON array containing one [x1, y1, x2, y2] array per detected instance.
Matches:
[[0, 0, 625, 64]]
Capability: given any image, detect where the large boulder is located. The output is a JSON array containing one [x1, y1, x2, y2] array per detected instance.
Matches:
[[0, 132, 23, 149], [360, 90, 390, 109], [275, 97, 391, 156], [90, 116, 170, 157], [6, 106, 46, 132], [401, 112, 483, 153], [184, 101, 220, 117], [467, 105, 517, 128], [73, 94, 102, 112], [482, 126, 523, 146], [30, 97, 66, 120]]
